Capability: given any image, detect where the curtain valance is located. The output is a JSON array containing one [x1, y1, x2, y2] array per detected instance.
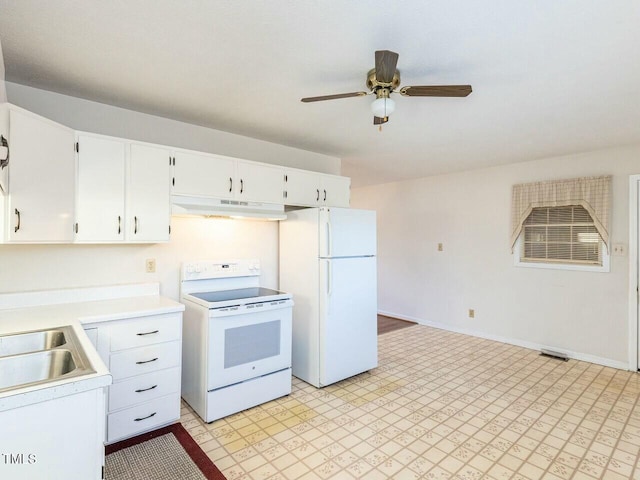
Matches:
[[510, 175, 612, 252]]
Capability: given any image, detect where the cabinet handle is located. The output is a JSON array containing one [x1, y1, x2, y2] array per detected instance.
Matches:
[[136, 330, 159, 336], [136, 357, 158, 365], [135, 384, 158, 393], [0, 135, 9, 170], [134, 412, 157, 422], [229, 177, 232, 193], [75, 223, 78, 234], [117, 216, 121, 234], [14, 209, 20, 233], [316, 189, 320, 202], [324, 189, 327, 202], [240, 179, 244, 194], [134, 216, 138, 234]]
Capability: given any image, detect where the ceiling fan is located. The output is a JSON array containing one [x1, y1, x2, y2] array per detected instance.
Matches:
[[301, 50, 472, 126]]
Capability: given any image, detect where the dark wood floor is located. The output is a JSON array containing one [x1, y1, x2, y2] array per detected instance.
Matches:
[[377, 314, 417, 335]]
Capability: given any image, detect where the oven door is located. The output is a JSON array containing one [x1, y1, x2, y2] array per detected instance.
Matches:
[[207, 304, 292, 390]]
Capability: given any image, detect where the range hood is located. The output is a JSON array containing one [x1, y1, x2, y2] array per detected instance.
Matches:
[[171, 195, 287, 221]]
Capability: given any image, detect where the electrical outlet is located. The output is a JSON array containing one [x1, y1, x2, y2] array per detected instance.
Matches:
[[468, 309, 475, 318], [438, 243, 443, 252], [613, 244, 626, 256], [145, 258, 156, 273]]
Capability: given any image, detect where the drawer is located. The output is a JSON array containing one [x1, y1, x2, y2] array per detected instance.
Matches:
[[109, 314, 181, 351], [108, 367, 181, 412], [109, 341, 181, 381], [107, 392, 181, 443]]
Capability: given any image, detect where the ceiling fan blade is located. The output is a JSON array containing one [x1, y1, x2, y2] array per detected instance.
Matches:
[[375, 50, 399, 84], [301, 91, 368, 103], [373, 116, 388, 125], [399, 85, 472, 97]]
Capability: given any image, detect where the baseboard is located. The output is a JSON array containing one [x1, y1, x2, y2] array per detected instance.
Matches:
[[378, 310, 629, 371]]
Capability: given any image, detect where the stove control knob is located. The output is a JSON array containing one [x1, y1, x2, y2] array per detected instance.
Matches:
[[195, 265, 202, 273], [187, 264, 194, 274]]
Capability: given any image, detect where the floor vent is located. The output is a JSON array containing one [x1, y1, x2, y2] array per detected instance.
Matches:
[[540, 349, 569, 361]]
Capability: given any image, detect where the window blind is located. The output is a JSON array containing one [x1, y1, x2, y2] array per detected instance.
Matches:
[[510, 175, 611, 253], [522, 205, 601, 264]]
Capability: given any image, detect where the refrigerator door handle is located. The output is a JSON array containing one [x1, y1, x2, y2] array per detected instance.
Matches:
[[326, 220, 332, 257], [327, 261, 332, 296]]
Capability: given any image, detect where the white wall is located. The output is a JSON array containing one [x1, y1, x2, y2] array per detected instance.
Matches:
[[5, 82, 340, 174], [0, 83, 340, 300], [0, 216, 277, 300], [351, 144, 640, 368]]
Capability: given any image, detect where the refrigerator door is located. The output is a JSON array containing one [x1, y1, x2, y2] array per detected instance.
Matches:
[[319, 208, 376, 258], [319, 256, 377, 386]]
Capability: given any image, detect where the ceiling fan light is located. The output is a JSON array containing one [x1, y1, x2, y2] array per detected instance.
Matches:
[[371, 97, 395, 118]]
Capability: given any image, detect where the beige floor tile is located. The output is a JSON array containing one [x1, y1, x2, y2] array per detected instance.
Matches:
[[176, 325, 640, 480]]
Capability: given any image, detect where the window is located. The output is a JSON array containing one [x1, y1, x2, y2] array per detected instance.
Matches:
[[520, 205, 602, 265], [510, 176, 612, 272]]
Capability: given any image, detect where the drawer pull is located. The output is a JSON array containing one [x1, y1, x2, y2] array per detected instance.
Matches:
[[136, 357, 158, 365], [134, 412, 157, 422], [136, 330, 159, 336], [135, 384, 158, 393]]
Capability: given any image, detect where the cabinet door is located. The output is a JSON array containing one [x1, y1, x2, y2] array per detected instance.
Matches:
[[76, 135, 126, 242], [173, 151, 235, 199], [7, 108, 75, 242], [284, 169, 321, 206], [236, 161, 284, 204], [128, 144, 171, 242], [321, 174, 351, 207]]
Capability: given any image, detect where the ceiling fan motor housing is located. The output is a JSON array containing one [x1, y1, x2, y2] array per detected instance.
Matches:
[[366, 68, 401, 93]]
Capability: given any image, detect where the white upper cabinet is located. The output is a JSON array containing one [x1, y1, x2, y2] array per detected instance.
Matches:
[[0, 103, 353, 245], [235, 161, 284, 204], [172, 151, 235, 199], [171, 152, 284, 204], [283, 168, 350, 208], [320, 174, 351, 207], [2, 105, 75, 242], [76, 134, 126, 242], [128, 144, 172, 242], [75, 135, 171, 243], [283, 169, 320, 206]]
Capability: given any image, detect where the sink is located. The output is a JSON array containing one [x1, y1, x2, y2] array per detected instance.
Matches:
[[0, 329, 66, 356], [0, 326, 95, 393], [0, 350, 77, 390]]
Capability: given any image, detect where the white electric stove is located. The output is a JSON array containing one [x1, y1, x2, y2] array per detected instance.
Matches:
[[180, 259, 293, 423]]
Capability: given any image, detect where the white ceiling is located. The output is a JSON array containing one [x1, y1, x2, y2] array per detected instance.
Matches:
[[1, 1, 639, 187]]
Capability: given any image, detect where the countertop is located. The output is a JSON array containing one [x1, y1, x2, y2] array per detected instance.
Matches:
[[0, 283, 185, 412]]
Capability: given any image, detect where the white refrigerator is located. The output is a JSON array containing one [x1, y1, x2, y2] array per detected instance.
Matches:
[[279, 207, 377, 387]]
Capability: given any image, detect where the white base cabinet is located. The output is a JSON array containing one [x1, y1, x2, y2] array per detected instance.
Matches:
[[86, 312, 183, 444], [0, 388, 106, 480]]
